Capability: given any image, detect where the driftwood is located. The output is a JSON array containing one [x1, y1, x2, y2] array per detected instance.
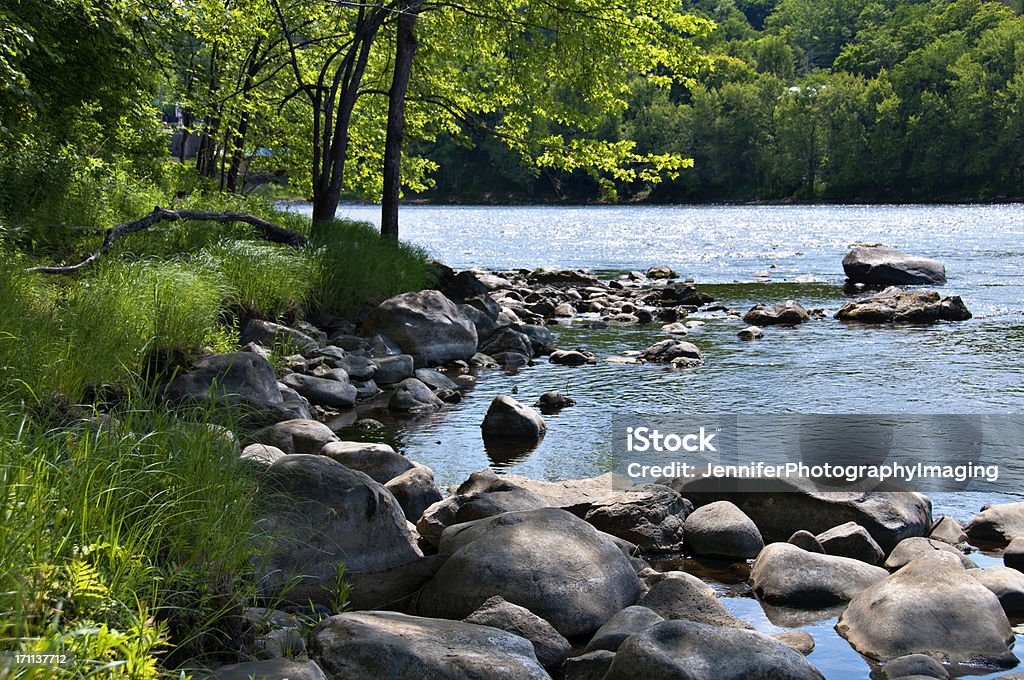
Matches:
[[26, 207, 308, 274]]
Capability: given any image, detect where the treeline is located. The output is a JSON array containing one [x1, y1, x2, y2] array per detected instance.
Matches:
[[418, 0, 1024, 203]]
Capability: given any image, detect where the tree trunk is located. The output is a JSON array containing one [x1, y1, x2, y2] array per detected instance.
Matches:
[[381, 1, 422, 240]]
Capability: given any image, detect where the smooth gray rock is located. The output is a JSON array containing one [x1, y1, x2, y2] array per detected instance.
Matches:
[[282, 372, 357, 409], [516, 324, 555, 354], [604, 620, 825, 680], [837, 551, 1015, 667], [388, 378, 445, 413], [343, 555, 446, 612], [743, 300, 810, 325], [361, 291, 478, 367], [969, 566, 1024, 618], [637, 571, 752, 629], [240, 443, 287, 468], [319, 441, 411, 483], [883, 537, 977, 571], [385, 464, 443, 523], [685, 501, 764, 560], [1005, 536, 1024, 571], [816, 522, 884, 565], [738, 325, 765, 340], [417, 508, 641, 636], [788, 530, 825, 553], [164, 352, 281, 406], [204, 659, 326, 680], [256, 455, 421, 605], [638, 339, 703, 366], [413, 368, 459, 391], [479, 327, 535, 359], [254, 419, 338, 455], [584, 484, 690, 553], [564, 650, 615, 680], [843, 247, 946, 286], [310, 612, 550, 679], [879, 653, 950, 679], [836, 287, 971, 323], [415, 485, 547, 548], [966, 502, 1024, 548], [463, 596, 571, 668], [370, 354, 415, 385], [453, 469, 629, 517], [749, 543, 889, 607], [481, 395, 547, 440], [241, 319, 318, 351], [930, 515, 968, 545], [585, 605, 665, 653], [773, 630, 815, 656]]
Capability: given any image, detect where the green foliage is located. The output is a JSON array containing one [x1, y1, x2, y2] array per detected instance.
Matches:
[[198, 240, 316, 320], [0, 400, 262, 675], [311, 219, 436, 315]]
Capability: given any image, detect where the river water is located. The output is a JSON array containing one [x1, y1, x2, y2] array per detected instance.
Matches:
[[294, 202, 1024, 678]]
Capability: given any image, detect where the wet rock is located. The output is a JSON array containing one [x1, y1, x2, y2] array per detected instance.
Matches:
[[638, 339, 704, 365], [254, 419, 338, 455], [662, 322, 689, 335], [743, 300, 810, 325], [970, 566, 1024, 618], [685, 501, 764, 560], [773, 630, 815, 656], [354, 418, 384, 431], [749, 542, 889, 607], [836, 551, 1015, 667], [256, 455, 421, 605], [638, 571, 752, 629], [385, 464, 443, 523], [491, 351, 531, 367], [241, 319, 319, 351], [661, 282, 713, 307], [535, 390, 576, 413], [565, 650, 615, 680], [883, 537, 977, 570], [843, 247, 946, 286], [361, 290, 478, 367], [370, 354, 415, 385], [647, 265, 679, 279], [788, 530, 825, 553], [413, 368, 458, 392], [481, 395, 547, 440], [930, 515, 968, 545], [516, 324, 555, 354], [528, 268, 599, 287], [388, 378, 445, 413], [584, 484, 691, 553], [604, 620, 825, 680], [417, 508, 641, 636], [312, 348, 377, 382], [463, 596, 571, 668], [203, 659, 327, 680], [479, 327, 535, 359], [319, 441, 411, 483], [836, 287, 971, 323], [879, 653, 949, 679], [584, 605, 665, 653], [966, 502, 1024, 547], [310, 611, 550, 679], [549, 349, 596, 366], [816, 522, 885, 565], [737, 325, 765, 340], [281, 372, 357, 409]]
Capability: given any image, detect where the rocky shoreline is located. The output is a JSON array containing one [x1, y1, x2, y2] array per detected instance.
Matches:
[[155, 248, 1020, 680]]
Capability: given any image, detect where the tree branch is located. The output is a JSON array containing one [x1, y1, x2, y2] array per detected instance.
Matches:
[[27, 208, 308, 275]]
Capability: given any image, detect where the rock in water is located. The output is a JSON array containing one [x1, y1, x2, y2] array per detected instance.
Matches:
[[310, 611, 550, 679], [966, 502, 1024, 547], [604, 620, 825, 680], [836, 552, 1016, 667], [361, 290, 478, 367], [388, 378, 445, 413], [749, 542, 889, 607], [638, 339, 704, 366], [743, 301, 810, 325], [416, 508, 640, 636], [816, 522, 884, 565], [481, 395, 547, 440], [836, 287, 971, 323], [684, 500, 764, 560], [843, 247, 946, 286]]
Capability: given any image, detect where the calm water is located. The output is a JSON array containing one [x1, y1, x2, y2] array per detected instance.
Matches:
[[296, 203, 1024, 678]]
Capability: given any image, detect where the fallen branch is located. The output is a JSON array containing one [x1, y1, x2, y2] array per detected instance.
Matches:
[[26, 207, 308, 274]]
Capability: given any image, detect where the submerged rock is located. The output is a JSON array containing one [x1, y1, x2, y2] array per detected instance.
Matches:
[[836, 287, 971, 323], [743, 300, 810, 325], [843, 247, 946, 286]]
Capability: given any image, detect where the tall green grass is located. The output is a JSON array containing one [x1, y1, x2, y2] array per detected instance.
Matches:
[[197, 241, 315, 321], [0, 400, 261, 676], [310, 219, 436, 315]]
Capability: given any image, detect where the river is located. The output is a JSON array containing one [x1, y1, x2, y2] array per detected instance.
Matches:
[[292, 202, 1024, 678]]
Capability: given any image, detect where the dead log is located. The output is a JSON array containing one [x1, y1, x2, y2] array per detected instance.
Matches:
[[26, 207, 308, 274]]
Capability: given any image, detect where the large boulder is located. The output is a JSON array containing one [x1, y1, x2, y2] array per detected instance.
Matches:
[[816, 522, 884, 565], [970, 566, 1024, 618], [743, 301, 810, 326], [281, 372, 357, 409], [310, 612, 550, 679], [416, 485, 548, 548], [666, 477, 932, 554], [163, 352, 281, 406], [965, 502, 1024, 547], [388, 378, 444, 413], [319, 441, 412, 483], [463, 596, 571, 669], [843, 247, 947, 286], [584, 484, 690, 553], [749, 542, 889, 607], [416, 508, 641, 636], [836, 551, 1016, 667], [684, 501, 764, 560], [361, 290, 478, 367], [254, 419, 338, 455], [883, 537, 977, 570], [454, 469, 629, 517], [385, 464, 443, 523], [585, 605, 665, 653], [836, 287, 971, 323], [638, 571, 752, 629], [256, 455, 421, 605], [480, 396, 547, 440], [604, 620, 825, 680]]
